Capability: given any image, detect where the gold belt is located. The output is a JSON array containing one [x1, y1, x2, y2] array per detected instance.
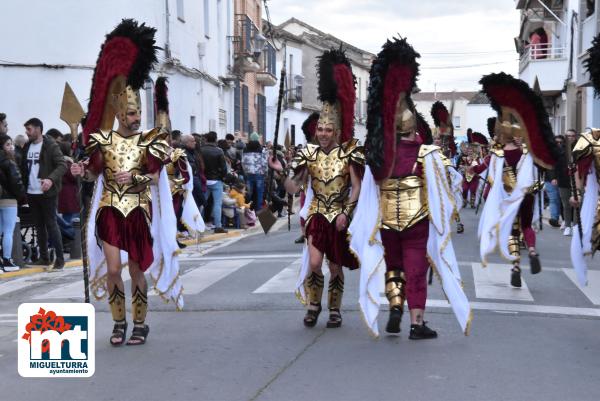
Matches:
[[99, 188, 151, 218]]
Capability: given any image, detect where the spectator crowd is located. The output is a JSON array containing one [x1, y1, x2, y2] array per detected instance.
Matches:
[[0, 112, 300, 273]]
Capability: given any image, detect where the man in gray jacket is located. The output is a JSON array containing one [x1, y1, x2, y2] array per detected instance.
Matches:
[[20, 118, 67, 270]]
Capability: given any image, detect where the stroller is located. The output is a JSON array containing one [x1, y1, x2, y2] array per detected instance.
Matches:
[[17, 206, 59, 264]]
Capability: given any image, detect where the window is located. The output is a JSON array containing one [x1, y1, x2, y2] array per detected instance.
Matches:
[[257, 94, 266, 138], [190, 116, 196, 133], [453, 116, 461, 129], [242, 85, 249, 133], [177, 0, 185, 22], [203, 0, 210, 38], [234, 81, 241, 131]]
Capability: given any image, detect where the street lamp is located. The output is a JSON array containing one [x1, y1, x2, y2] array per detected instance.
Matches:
[[253, 32, 266, 59]]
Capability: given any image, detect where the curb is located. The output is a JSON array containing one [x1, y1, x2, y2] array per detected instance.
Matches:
[[0, 226, 261, 280]]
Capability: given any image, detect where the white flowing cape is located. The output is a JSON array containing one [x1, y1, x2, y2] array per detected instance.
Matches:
[[570, 168, 598, 286], [295, 178, 314, 303], [86, 168, 184, 310], [180, 160, 206, 235], [479, 152, 536, 265], [349, 152, 472, 338], [448, 166, 464, 211]]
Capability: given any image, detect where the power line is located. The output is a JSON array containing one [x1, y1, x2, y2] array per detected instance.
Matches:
[[421, 50, 515, 55], [421, 60, 517, 69]]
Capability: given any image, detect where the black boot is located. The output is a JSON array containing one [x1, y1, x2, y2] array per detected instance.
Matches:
[[2, 258, 19, 272], [511, 266, 522, 288], [409, 322, 438, 340], [529, 252, 541, 275], [385, 307, 403, 334]]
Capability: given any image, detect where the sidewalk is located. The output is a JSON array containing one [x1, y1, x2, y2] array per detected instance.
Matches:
[[0, 221, 274, 280]]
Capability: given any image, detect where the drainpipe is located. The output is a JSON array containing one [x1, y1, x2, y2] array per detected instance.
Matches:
[[165, 0, 171, 59]]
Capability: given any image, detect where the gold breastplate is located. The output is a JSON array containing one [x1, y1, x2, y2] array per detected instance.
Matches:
[[465, 159, 477, 182], [306, 147, 352, 223], [380, 176, 428, 232], [99, 132, 151, 218]]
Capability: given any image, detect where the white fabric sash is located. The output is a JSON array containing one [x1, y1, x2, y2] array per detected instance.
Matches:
[[571, 168, 598, 286], [180, 160, 205, 235], [295, 178, 314, 303], [479, 152, 535, 264]]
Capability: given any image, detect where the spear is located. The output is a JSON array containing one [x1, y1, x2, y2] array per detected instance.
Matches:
[[60, 82, 90, 303], [257, 60, 286, 234], [287, 126, 295, 231]]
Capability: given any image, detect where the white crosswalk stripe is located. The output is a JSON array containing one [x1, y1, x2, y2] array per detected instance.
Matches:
[[562, 268, 600, 305], [471, 262, 534, 301], [181, 259, 252, 295], [3, 257, 600, 319]]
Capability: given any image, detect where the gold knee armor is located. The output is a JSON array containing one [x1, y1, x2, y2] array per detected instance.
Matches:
[[108, 286, 126, 322], [304, 272, 325, 306], [327, 276, 344, 311], [385, 270, 406, 310], [131, 286, 148, 324]]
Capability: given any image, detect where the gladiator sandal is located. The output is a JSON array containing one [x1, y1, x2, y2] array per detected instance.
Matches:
[[385, 270, 406, 334], [456, 215, 464, 234], [108, 286, 127, 346], [303, 272, 324, 327], [127, 286, 150, 345], [508, 218, 523, 287], [326, 275, 344, 328]]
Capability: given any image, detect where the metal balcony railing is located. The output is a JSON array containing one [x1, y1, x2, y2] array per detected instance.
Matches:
[[519, 44, 566, 72], [231, 14, 260, 56]]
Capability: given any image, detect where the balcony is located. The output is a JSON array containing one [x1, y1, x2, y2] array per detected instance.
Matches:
[[519, 44, 568, 92], [229, 14, 264, 75], [256, 42, 277, 86]]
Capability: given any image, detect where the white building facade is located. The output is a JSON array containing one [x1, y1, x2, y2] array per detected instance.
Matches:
[[0, 0, 235, 137], [263, 18, 374, 145], [515, 0, 600, 133]]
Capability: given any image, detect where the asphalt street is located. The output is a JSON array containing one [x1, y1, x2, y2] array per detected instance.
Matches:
[[0, 208, 599, 401]]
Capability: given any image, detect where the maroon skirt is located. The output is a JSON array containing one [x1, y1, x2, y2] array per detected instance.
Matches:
[[96, 207, 154, 271], [305, 213, 359, 269]]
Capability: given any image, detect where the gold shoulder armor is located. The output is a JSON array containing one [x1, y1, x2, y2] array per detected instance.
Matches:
[[418, 144, 440, 158], [340, 139, 365, 165], [140, 128, 171, 163], [171, 148, 187, 163], [292, 144, 319, 170], [85, 130, 111, 155], [572, 132, 594, 162], [491, 147, 504, 157]]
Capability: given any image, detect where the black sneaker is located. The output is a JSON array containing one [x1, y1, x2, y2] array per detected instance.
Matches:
[[529, 252, 542, 275], [47, 259, 65, 272], [294, 235, 305, 244], [548, 218, 560, 228], [409, 322, 438, 340], [385, 307, 403, 334], [2, 258, 19, 272], [214, 227, 228, 234]]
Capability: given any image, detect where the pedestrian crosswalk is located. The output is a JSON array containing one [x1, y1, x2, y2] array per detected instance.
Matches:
[[1, 256, 600, 316]]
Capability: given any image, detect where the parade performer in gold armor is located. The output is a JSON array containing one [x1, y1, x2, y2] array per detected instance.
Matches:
[[349, 37, 471, 339], [269, 49, 364, 328], [71, 20, 183, 346], [570, 33, 600, 286], [477, 73, 558, 288]]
